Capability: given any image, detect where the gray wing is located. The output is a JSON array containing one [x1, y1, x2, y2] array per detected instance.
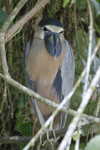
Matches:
[[61, 39, 75, 128], [23, 37, 42, 126]]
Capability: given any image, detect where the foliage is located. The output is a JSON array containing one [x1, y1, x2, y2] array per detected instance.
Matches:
[[0, 9, 14, 29], [76, 0, 87, 9], [91, 0, 100, 18], [84, 135, 100, 150], [14, 94, 33, 149], [0, 0, 100, 149], [63, 0, 70, 7], [49, 0, 61, 17], [91, 0, 100, 33]]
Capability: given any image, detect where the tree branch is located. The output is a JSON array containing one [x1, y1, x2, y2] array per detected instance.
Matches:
[[0, 33, 9, 76], [0, 73, 100, 124], [83, 0, 93, 97], [0, 123, 95, 144], [4, 0, 50, 43], [1, 0, 28, 33], [0, 0, 28, 76]]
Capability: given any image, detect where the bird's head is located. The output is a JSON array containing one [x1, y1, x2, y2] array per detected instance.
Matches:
[[34, 18, 64, 58]]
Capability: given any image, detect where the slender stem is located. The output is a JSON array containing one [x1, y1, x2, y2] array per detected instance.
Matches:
[[0, 33, 9, 76], [83, 0, 93, 96]]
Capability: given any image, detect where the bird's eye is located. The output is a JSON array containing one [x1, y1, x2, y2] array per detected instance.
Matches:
[[59, 31, 63, 34], [43, 27, 48, 32]]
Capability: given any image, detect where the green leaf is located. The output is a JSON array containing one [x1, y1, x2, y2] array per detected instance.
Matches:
[[84, 135, 100, 150], [0, 9, 14, 29], [15, 94, 33, 136], [91, 0, 100, 18], [76, 0, 87, 9], [84, 100, 95, 114], [49, 1, 61, 17], [69, 143, 86, 150], [15, 115, 33, 136], [12, 88, 17, 93], [14, 94, 33, 149], [63, 0, 70, 8], [73, 133, 80, 141]]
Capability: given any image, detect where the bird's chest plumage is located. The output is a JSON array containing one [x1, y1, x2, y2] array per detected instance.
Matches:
[[26, 39, 65, 121], [26, 39, 65, 84]]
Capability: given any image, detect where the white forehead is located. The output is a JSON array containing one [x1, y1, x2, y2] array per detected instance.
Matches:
[[44, 25, 64, 33], [34, 25, 64, 39]]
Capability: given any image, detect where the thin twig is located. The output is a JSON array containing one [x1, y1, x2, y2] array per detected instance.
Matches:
[[74, 136, 80, 150], [7, 85, 14, 118], [83, 0, 93, 96], [0, 123, 95, 144], [74, 0, 84, 68], [0, 33, 10, 76], [5, 0, 13, 66], [74, 124, 80, 150]]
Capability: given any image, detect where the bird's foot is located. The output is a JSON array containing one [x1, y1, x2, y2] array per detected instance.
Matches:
[[40, 129, 56, 146], [52, 129, 56, 141], [47, 130, 53, 145], [40, 132, 45, 146], [47, 129, 57, 144]]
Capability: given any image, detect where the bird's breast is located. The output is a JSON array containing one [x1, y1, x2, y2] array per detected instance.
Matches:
[[26, 39, 65, 84]]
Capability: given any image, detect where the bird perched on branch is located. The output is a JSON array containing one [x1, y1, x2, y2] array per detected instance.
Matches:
[[24, 18, 75, 132]]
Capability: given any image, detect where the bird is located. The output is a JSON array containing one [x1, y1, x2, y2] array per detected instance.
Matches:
[[24, 18, 75, 132]]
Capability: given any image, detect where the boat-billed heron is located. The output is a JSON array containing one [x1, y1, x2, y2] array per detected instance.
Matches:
[[24, 18, 75, 131]]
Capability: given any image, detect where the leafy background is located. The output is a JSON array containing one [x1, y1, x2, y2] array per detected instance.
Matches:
[[0, 0, 100, 149]]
